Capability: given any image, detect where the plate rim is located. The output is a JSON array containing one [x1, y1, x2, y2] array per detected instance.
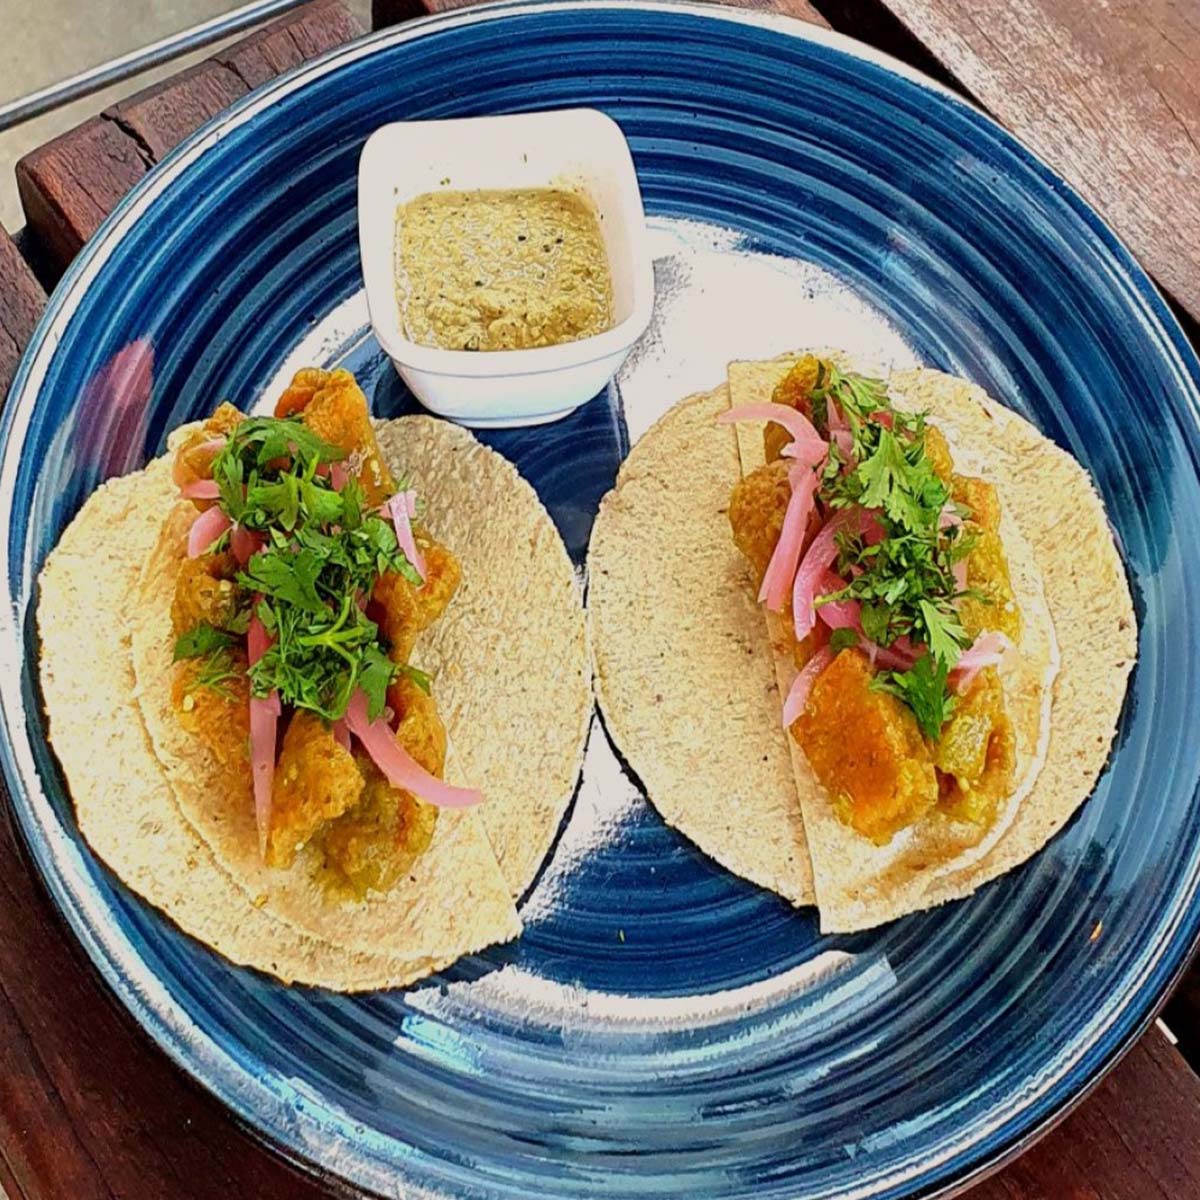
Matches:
[[2, 3, 1199, 1198]]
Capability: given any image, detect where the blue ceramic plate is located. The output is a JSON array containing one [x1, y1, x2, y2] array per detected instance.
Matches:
[[3, 3, 1200, 1197]]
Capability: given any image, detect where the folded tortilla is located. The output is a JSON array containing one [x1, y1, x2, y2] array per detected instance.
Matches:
[[589, 356, 1135, 930], [729, 357, 1066, 930], [40, 414, 590, 987], [38, 460, 518, 989]]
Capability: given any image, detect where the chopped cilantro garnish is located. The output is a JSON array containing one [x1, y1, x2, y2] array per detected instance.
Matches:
[[399, 663, 434, 695], [185, 647, 243, 701], [187, 414, 423, 722], [807, 364, 994, 738], [828, 628, 859, 654], [871, 654, 958, 741]]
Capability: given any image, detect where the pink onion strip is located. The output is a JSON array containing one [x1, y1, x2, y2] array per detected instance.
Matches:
[[813, 568, 861, 631], [231, 524, 264, 567], [792, 509, 864, 641], [758, 466, 821, 611], [332, 720, 351, 753], [781, 648, 835, 727], [950, 631, 1014, 693], [179, 478, 220, 500], [344, 690, 483, 808], [718, 403, 827, 466], [186, 505, 232, 558], [329, 462, 350, 491], [249, 692, 280, 859], [385, 490, 426, 583]]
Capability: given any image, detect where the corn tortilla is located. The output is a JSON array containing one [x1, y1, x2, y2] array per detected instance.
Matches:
[[588, 387, 817, 905], [38, 459, 517, 988]]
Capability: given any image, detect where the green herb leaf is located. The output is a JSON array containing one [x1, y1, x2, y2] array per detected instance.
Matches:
[[828, 628, 859, 654], [174, 623, 235, 661], [399, 663, 434, 694], [239, 547, 326, 615], [871, 655, 957, 741], [187, 647, 243, 701]]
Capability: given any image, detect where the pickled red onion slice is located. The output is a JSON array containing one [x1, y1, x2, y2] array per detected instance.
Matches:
[[792, 509, 863, 641], [719, 403, 827, 466], [781, 647, 835, 727], [332, 720, 351, 753], [344, 690, 483, 808], [867, 639, 919, 671], [179, 479, 220, 500], [827, 397, 848, 434], [384, 490, 426, 583], [329, 462, 350, 492], [813, 568, 861, 630], [246, 611, 280, 857], [231, 524, 264, 567], [186, 506, 231, 558], [247, 612, 271, 665], [759, 465, 820, 611], [950, 631, 1014, 693], [249, 690, 280, 859]]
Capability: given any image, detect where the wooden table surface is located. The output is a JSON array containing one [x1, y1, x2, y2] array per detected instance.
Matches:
[[2, 1, 1200, 1197]]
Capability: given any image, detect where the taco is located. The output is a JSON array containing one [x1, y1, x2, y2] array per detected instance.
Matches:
[[589, 353, 1135, 930], [38, 368, 589, 986]]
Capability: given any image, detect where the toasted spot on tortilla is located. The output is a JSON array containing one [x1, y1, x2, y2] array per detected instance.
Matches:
[[588, 387, 816, 906]]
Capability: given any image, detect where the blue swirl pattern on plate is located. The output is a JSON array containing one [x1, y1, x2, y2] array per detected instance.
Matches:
[[2, 3, 1200, 1197]]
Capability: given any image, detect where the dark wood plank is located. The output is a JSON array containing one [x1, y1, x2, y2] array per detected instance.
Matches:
[[15, 1, 364, 278], [968, 1026, 1200, 1200], [0, 227, 46, 403], [15, 117, 148, 274], [106, 62, 249, 162], [410, 0, 828, 20], [219, 0, 366, 90], [851, 0, 1200, 327]]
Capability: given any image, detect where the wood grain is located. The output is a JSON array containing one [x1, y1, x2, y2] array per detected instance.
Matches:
[[15, 0, 365, 278], [106, 62, 249, 162], [218, 0, 366, 90], [15, 116, 148, 272], [0, 228, 45, 403], [862, 0, 1200, 326]]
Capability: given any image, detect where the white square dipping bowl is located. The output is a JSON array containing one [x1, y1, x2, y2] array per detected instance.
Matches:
[[358, 108, 655, 428]]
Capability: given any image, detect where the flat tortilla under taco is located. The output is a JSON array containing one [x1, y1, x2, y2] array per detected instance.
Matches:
[[589, 352, 1135, 931]]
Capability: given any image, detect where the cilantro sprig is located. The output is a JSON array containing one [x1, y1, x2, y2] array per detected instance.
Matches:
[[871, 654, 958, 740], [176, 416, 421, 721], [806, 364, 991, 739]]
